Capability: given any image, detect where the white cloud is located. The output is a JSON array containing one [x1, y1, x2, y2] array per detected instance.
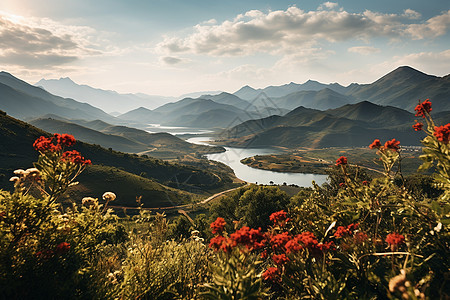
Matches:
[[0, 11, 102, 69], [157, 7, 450, 58], [391, 50, 450, 74], [318, 2, 339, 11], [348, 46, 381, 55], [405, 10, 450, 39]]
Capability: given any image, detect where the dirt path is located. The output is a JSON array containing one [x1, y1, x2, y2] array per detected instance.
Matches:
[[109, 183, 250, 211]]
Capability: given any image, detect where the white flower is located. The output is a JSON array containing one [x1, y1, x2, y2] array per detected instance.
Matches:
[[102, 192, 116, 202]]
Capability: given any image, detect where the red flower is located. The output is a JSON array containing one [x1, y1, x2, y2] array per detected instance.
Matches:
[[412, 122, 423, 131], [33, 136, 61, 152], [317, 241, 335, 252], [336, 156, 347, 166], [61, 150, 91, 165], [269, 210, 289, 226], [414, 99, 432, 118], [55, 242, 70, 254], [209, 235, 226, 250], [384, 139, 400, 151], [270, 232, 291, 251], [296, 232, 318, 249], [339, 182, 345, 187], [285, 239, 302, 254], [385, 232, 405, 249], [210, 217, 226, 235], [433, 124, 450, 144], [369, 139, 382, 149], [334, 224, 358, 238], [362, 180, 369, 185], [55, 133, 76, 148], [272, 254, 289, 265], [262, 267, 279, 281]]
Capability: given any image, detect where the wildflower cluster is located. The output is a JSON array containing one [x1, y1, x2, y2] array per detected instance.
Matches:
[[414, 99, 432, 118]]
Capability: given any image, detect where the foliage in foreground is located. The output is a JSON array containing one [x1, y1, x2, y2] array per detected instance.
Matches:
[[0, 99, 448, 299]]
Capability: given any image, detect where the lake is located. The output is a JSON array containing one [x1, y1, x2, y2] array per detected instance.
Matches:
[[187, 137, 328, 187]]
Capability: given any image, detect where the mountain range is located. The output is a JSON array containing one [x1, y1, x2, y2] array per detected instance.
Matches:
[[36, 77, 176, 113], [0, 72, 116, 123], [216, 100, 450, 149]]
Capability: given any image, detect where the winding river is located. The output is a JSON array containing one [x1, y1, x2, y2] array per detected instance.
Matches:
[[187, 137, 328, 187]]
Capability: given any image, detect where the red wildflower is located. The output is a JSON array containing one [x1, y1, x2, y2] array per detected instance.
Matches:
[[248, 227, 266, 250], [414, 99, 432, 118], [272, 254, 289, 265], [209, 235, 226, 251], [33, 136, 61, 152], [362, 180, 369, 185], [386, 232, 405, 250], [262, 267, 280, 281], [230, 226, 251, 245], [270, 232, 291, 251], [269, 210, 289, 226], [296, 232, 318, 249], [339, 182, 345, 187], [220, 237, 236, 253], [285, 239, 302, 254], [384, 139, 400, 151], [55, 133, 76, 148], [61, 150, 91, 165], [412, 122, 423, 131], [336, 156, 347, 166], [317, 241, 335, 252], [334, 223, 358, 238], [433, 124, 450, 144], [210, 217, 226, 235], [369, 139, 382, 149], [55, 242, 70, 254]]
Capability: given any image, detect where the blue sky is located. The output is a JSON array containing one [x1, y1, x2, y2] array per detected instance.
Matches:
[[0, 0, 449, 96]]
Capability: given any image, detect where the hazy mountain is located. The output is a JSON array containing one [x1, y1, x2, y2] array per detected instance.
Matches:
[[117, 107, 163, 124], [232, 66, 450, 113], [218, 101, 426, 149], [273, 88, 353, 110], [201, 92, 257, 111], [179, 90, 222, 99], [35, 77, 175, 113], [234, 80, 347, 100], [0, 72, 116, 122]]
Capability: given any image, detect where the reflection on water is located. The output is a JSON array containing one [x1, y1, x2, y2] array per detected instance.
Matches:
[[187, 137, 328, 187], [145, 124, 213, 135]]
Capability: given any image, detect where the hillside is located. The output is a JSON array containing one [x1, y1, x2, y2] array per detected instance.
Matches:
[[0, 111, 235, 207], [216, 102, 427, 149], [0, 72, 116, 122], [29, 117, 224, 158]]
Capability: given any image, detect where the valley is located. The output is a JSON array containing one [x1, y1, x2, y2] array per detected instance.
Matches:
[[0, 66, 449, 209]]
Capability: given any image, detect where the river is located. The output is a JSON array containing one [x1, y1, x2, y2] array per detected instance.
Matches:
[[187, 137, 328, 187]]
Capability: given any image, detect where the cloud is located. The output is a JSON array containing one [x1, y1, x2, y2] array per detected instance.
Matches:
[[160, 56, 185, 65], [157, 7, 450, 57], [318, 2, 339, 10], [392, 50, 450, 74], [0, 11, 101, 69], [405, 10, 450, 39], [348, 46, 381, 55]]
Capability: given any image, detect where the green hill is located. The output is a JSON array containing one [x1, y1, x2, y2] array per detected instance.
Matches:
[[29, 117, 224, 158], [217, 102, 427, 149], [0, 111, 234, 207]]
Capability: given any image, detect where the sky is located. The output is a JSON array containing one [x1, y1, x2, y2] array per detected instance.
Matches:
[[0, 0, 449, 96]]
